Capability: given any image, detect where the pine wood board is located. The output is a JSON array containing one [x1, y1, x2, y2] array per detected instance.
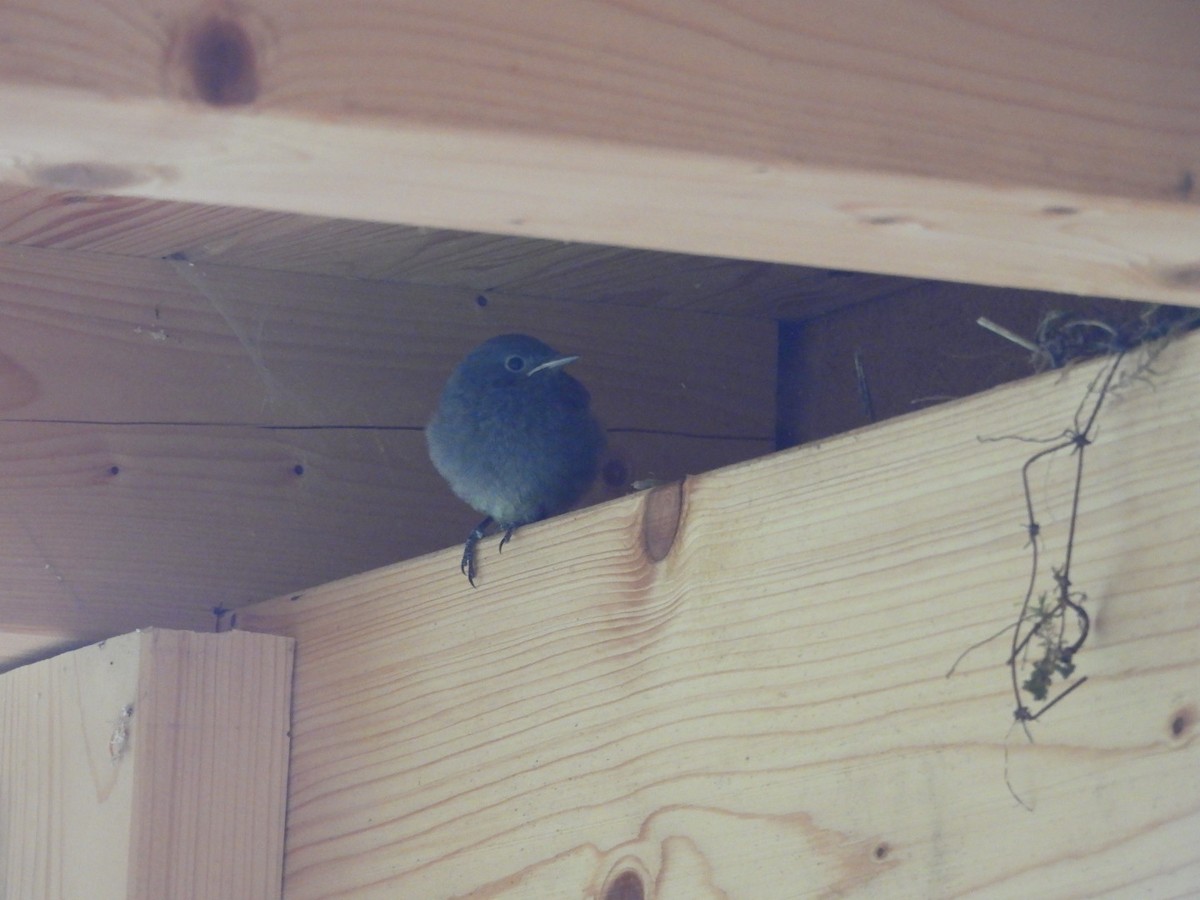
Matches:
[[233, 331, 1200, 898], [0, 1, 1193, 201], [0, 3, 1197, 303], [0, 243, 773, 435], [0, 186, 894, 320], [0, 628, 293, 899], [0, 422, 765, 671]]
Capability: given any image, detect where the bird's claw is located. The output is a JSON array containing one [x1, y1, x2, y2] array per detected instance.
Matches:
[[460, 547, 477, 587], [460, 517, 492, 588], [457, 520, 519, 586], [498, 527, 516, 553]]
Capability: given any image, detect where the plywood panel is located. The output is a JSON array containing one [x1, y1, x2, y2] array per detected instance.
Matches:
[[234, 332, 1200, 897], [0, 3, 1196, 302]]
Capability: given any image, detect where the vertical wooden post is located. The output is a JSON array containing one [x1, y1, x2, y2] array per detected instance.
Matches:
[[0, 629, 294, 899]]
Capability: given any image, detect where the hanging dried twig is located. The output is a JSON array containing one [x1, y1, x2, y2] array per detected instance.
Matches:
[[953, 305, 1199, 733]]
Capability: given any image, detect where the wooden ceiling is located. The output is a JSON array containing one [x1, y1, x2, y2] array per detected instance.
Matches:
[[0, 185, 911, 319]]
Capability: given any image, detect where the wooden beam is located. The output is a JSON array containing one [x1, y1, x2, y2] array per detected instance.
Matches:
[[0, 3, 1197, 304], [0, 186, 893, 321], [233, 331, 1200, 897], [0, 629, 294, 899]]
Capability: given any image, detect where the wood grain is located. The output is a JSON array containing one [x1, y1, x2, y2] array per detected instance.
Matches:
[[0, 243, 773, 434], [0, 3, 1196, 302], [0, 185, 890, 320], [1, 0, 1195, 201], [0, 629, 293, 899], [235, 331, 1200, 897], [0, 424, 767, 671]]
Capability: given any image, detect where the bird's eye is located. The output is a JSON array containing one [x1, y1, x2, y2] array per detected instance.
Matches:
[[504, 355, 526, 372]]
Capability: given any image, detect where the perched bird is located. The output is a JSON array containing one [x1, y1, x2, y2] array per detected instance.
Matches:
[[426, 333, 606, 585]]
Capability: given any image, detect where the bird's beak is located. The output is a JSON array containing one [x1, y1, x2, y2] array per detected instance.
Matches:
[[526, 355, 579, 376]]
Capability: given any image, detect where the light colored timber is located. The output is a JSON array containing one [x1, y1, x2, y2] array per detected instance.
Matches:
[[0, 423, 765, 670], [0, 628, 294, 899], [0, 3, 1196, 304], [0, 185, 893, 321], [233, 331, 1200, 897]]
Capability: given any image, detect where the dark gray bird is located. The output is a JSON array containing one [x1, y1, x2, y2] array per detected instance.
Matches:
[[426, 333, 606, 585]]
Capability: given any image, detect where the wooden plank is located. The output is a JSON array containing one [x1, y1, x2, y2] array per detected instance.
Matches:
[[0, 3, 1197, 304], [234, 332, 1200, 897], [0, 185, 891, 320], [0, 628, 293, 899], [0, 243, 773, 434], [0, 423, 766, 669]]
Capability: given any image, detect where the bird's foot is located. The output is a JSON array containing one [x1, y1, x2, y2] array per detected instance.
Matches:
[[460, 516, 493, 587], [498, 526, 517, 553]]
